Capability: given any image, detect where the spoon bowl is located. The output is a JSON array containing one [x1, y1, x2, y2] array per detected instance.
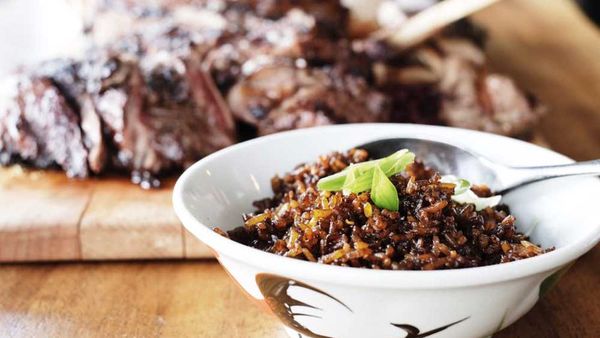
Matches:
[[358, 138, 502, 190], [358, 138, 600, 194]]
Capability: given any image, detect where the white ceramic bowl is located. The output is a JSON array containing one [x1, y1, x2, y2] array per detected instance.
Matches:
[[173, 124, 600, 338]]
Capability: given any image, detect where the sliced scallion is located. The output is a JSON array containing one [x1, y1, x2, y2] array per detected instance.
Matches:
[[317, 149, 415, 210], [370, 166, 399, 211]]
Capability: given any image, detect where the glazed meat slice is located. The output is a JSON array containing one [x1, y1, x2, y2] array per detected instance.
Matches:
[[204, 9, 342, 91], [85, 53, 173, 186], [226, 61, 315, 124], [140, 49, 236, 165], [439, 70, 541, 138], [88, 0, 229, 49], [257, 77, 391, 135], [0, 28, 236, 186], [87, 0, 347, 34], [0, 0, 544, 186], [0, 75, 89, 177], [231, 0, 347, 27], [80, 53, 143, 173], [358, 33, 541, 137], [227, 63, 390, 135], [138, 24, 237, 163], [381, 85, 442, 125], [435, 39, 541, 137], [83, 46, 235, 187], [35, 59, 108, 173]]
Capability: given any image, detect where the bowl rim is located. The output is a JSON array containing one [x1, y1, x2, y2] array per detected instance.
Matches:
[[173, 123, 600, 289]]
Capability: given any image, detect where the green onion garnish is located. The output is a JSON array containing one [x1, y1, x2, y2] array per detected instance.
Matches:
[[317, 149, 415, 210], [371, 165, 400, 211]]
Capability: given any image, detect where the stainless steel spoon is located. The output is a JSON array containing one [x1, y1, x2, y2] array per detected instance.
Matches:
[[358, 138, 600, 194]]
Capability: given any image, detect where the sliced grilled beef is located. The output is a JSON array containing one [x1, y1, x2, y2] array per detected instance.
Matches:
[[84, 53, 149, 173], [436, 39, 541, 137], [204, 9, 342, 91], [0, 0, 543, 187], [226, 61, 314, 124], [256, 79, 390, 135], [227, 60, 391, 134], [90, 1, 228, 49], [231, 0, 347, 28], [226, 62, 390, 135], [80, 45, 235, 187], [439, 69, 541, 137], [0, 75, 89, 177], [36, 59, 108, 173], [358, 33, 541, 136], [141, 49, 236, 165]]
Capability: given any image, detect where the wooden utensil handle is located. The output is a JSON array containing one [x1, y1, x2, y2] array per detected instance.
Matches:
[[387, 0, 503, 49]]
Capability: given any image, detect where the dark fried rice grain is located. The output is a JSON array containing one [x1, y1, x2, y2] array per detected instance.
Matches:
[[215, 149, 551, 270]]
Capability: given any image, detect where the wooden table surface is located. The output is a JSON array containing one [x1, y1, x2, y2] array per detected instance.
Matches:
[[0, 246, 597, 338], [1, 0, 599, 337]]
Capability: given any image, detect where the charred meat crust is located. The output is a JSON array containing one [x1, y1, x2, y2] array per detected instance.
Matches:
[[1, 0, 542, 187]]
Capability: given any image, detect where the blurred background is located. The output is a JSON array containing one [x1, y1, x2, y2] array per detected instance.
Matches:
[[471, 0, 600, 160], [0, 0, 85, 76], [0, 0, 598, 162]]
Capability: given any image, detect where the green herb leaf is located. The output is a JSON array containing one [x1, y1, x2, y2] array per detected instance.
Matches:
[[341, 165, 358, 193], [318, 163, 373, 192], [370, 166, 399, 211], [316, 149, 414, 210], [316, 171, 347, 191], [343, 172, 373, 194], [379, 149, 416, 176], [317, 149, 414, 193], [342, 164, 375, 194]]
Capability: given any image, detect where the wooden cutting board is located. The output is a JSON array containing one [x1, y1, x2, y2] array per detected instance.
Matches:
[[0, 166, 212, 262]]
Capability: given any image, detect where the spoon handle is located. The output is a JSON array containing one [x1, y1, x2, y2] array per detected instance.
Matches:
[[499, 159, 600, 193]]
